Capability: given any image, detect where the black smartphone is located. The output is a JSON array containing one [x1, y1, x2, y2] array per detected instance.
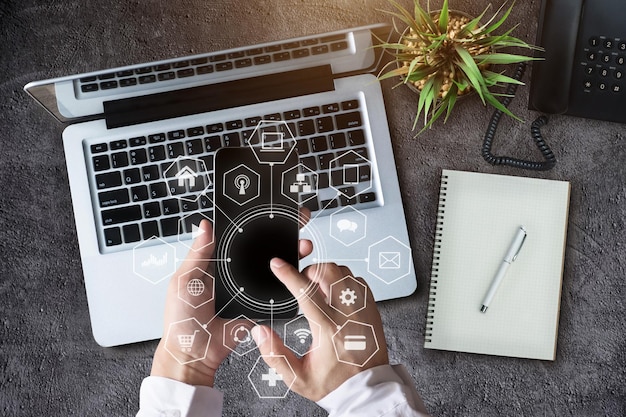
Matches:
[[213, 145, 300, 319]]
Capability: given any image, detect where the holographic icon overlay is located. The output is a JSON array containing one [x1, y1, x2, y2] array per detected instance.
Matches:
[[223, 315, 258, 357], [248, 355, 296, 399], [332, 320, 380, 367], [177, 266, 215, 309], [367, 236, 412, 284], [164, 317, 211, 365], [283, 315, 322, 357], [163, 156, 212, 203], [132, 236, 178, 284]]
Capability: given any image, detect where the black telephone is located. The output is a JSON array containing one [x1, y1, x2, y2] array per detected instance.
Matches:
[[529, 0, 625, 123], [483, 0, 624, 171]]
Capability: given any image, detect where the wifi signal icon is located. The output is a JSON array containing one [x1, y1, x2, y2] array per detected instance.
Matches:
[[293, 328, 311, 344]]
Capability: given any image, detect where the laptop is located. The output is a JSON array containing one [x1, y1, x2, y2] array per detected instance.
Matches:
[[24, 24, 417, 347]]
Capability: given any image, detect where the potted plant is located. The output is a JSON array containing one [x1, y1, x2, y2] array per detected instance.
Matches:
[[377, 0, 539, 135]]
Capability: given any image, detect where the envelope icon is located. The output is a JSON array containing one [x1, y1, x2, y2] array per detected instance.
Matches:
[[379, 252, 401, 269]]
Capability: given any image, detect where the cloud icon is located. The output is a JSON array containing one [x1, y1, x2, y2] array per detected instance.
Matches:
[[336, 219, 358, 232]]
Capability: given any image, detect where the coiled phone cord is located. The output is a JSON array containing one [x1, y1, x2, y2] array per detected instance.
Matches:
[[482, 62, 557, 170]]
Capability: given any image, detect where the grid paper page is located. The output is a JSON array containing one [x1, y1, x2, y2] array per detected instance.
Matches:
[[424, 170, 570, 360]]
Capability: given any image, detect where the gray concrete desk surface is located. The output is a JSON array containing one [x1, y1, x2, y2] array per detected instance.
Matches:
[[1, 0, 624, 416]]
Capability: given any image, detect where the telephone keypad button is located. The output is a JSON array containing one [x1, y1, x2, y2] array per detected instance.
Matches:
[[600, 68, 609, 77], [612, 84, 621, 93], [598, 82, 607, 91], [616, 56, 624, 66], [615, 70, 623, 80], [619, 41, 626, 51], [587, 52, 597, 61], [601, 54, 611, 64], [585, 66, 594, 75], [589, 37, 599, 47], [603, 39, 614, 49]]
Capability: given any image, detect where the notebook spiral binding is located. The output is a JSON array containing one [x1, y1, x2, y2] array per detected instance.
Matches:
[[425, 174, 447, 344]]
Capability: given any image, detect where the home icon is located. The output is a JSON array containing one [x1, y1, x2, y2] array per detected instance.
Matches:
[[175, 166, 198, 187]]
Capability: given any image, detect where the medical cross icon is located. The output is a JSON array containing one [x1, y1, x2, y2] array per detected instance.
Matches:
[[261, 368, 283, 387]]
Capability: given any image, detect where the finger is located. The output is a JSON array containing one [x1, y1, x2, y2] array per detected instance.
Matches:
[[251, 325, 301, 385], [298, 239, 313, 260], [179, 219, 215, 273], [270, 258, 328, 321], [302, 262, 346, 299]]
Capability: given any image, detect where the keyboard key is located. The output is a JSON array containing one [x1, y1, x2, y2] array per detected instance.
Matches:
[[168, 130, 185, 140], [139, 75, 157, 84], [301, 156, 317, 170], [295, 138, 309, 155], [246, 47, 264, 56], [225, 120, 243, 130], [273, 52, 291, 62], [122, 224, 141, 243], [264, 45, 282, 52], [158, 71, 176, 81], [316, 116, 334, 133], [102, 205, 142, 226], [143, 202, 161, 218], [191, 57, 209, 65], [228, 51, 245, 59], [358, 164, 371, 182], [347, 129, 365, 146], [311, 45, 329, 55], [130, 149, 148, 165], [98, 73, 116, 80], [130, 136, 147, 147], [330, 41, 349, 52], [235, 58, 253, 68], [187, 126, 205, 137], [358, 192, 376, 203], [303, 106, 320, 116], [196, 65, 214, 75], [254, 55, 272, 65], [111, 152, 129, 168], [320, 198, 339, 209], [135, 66, 152, 74], [114, 70, 132, 77], [204, 136, 222, 152], [320, 34, 345, 43], [141, 221, 159, 239], [302, 198, 319, 212], [149, 145, 166, 162], [131, 185, 149, 202], [96, 171, 122, 189], [155, 64, 171, 71], [293, 49, 310, 58], [98, 189, 129, 208], [81, 83, 99, 93], [322, 103, 340, 113], [123, 168, 141, 185], [119, 78, 137, 87], [149, 182, 168, 199], [182, 213, 208, 233], [223, 132, 241, 147], [162, 199, 180, 215], [336, 111, 362, 129], [181, 200, 199, 212], [198, 195, 212, 210], [173, 60, 190, 68], [160, 217, 180, 236], [167, 142, 185, 158], [207, 123, 224, 134], [92, 155, 110, 171], [317, 152, 335, 170], [216, 62, 233, 71], [110, 139, 128, 150], [186, 139, 204, 155], [302, 39, 319, 46], [80, 76, 97, 82], [104, 227, 122, 246], [318, 172, 329, 189], [90, 143, 108, 153], [177, 68, 195, 78], [264, 113, 281, 121], [310, 136, 328, 152], [148, 133, 166, 143], [339, 192, 357, 206], [341, 100, 360, 110], [141, 165, 160, 181], [282, 41, 300, 49], [298, 119, 316, 136], [283, 110, 301, 120], [210, 54, 227, 62], [329, 132, 347, 149]]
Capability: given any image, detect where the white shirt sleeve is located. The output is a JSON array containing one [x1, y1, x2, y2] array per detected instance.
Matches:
[[136, 376, 223, 417], [316, 364, 431, 417]]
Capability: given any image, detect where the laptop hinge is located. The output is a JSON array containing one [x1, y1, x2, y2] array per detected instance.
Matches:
[[103, 65, 335, 129]]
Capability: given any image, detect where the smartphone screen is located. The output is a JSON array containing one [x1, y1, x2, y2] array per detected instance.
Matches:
[[213, 145, 299, 319]]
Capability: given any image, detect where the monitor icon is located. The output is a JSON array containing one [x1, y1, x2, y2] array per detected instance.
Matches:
[[261, 131, 285, 152]]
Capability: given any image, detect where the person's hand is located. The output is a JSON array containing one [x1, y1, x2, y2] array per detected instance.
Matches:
[[251, 260, 389, 401], [151, 213, 313, 387]]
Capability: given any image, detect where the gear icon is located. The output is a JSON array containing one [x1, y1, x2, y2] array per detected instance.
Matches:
[[339, 288, 357, 306]]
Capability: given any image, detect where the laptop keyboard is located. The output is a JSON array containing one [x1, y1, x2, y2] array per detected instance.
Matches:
[[77, 33, 350, 97], [87, 97, 379, 251]]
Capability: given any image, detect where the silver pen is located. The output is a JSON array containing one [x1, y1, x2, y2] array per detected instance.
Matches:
[[480, 226, 527, 313]]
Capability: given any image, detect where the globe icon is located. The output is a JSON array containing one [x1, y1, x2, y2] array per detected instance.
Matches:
[[187, 278, 205, 296]]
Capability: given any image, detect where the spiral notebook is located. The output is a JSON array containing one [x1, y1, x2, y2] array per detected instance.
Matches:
[[424, 170, 571, 360]]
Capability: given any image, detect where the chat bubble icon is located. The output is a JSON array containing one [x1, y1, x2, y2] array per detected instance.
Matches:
[[336, 219, 358, 233]]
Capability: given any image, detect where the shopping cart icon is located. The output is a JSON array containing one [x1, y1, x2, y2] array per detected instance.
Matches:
[[178, 330, 200, 352]]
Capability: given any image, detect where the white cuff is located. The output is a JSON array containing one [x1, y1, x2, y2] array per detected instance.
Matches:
[[316, 364, 430, 417], [136, 376, 223, 417]]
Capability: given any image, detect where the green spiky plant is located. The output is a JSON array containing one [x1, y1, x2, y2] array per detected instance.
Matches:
[[377, 0, 540, 135]]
